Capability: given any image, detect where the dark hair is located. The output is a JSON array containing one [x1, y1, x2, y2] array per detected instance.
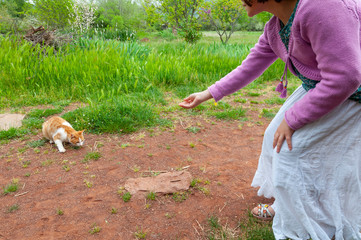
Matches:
[[243, 0, 282, 7]]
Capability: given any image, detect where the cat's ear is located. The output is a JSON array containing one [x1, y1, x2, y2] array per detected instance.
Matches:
[[79, 130, 85, 135]]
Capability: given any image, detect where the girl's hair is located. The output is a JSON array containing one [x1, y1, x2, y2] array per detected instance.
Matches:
[[243, 0, 282, 6]]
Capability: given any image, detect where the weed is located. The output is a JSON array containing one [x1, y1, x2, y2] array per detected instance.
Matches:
[[3, 180, 18, 195], [22, 160, 31, 168], [187, 126, 201, 133], [121, 143, 129, 148], [234, 98, 247, 103], [190, 178, 201, 187], [82, 152, 101, 163], [27, 139, 46, 148], [189, 142, 195, 148], [41, 159, 53, 167], [17, 146, 28, 154], [165, 212, 175, 219], [89, 223, 101, 234], [83, 179, 93, 188], [111, 207, 118, 214], [172, 192, 189, 202], [62, 165, 70, 172], [198, 187, 210, 196], [146, 191, 156, 201], [122, 192, 132, 202], [56, 208, 64, 215], [7, 204, 19, 213], [24, 173, 31, 177], [134, 228, 147, 239], [260, 108, 277, 119], [131, 165, 140, 172]]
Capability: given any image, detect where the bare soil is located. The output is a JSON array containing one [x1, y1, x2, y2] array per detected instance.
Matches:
[[0, 92, 278, 240]]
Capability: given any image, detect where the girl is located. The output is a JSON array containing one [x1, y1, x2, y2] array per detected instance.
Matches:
[[179, 0, 361, 239]]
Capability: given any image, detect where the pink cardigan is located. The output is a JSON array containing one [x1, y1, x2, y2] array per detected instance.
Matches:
[[208, 0, 361, 130]]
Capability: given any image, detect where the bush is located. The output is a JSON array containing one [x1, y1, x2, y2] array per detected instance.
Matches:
[[179, 25, 202, 44]]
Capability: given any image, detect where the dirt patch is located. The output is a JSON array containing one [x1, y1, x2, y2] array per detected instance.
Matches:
[[0, 99, 275, 239]]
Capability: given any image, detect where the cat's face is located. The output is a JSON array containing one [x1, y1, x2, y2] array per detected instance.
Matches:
[[70, 130, 85, 146]]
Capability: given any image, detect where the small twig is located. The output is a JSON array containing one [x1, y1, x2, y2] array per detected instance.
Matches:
[[22, 183, 26, 190], [219, 202, 227, 213], [15, 191, 28, 197], [193, 225, 201, 236], [196, 220, 204, 231]]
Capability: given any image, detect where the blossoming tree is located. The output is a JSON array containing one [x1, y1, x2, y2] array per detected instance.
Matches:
[[200, 0, 244, 44]]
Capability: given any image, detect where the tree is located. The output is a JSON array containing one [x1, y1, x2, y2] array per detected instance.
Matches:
[[68, 0, 97, 34], [0, 0, 31, 18], [144, 0, 204, 43], [32, 0, 74, 29], [199, 0, 244, 44], [94, 0, 146, 30]]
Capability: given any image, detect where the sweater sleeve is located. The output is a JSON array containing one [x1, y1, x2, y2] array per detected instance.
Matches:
[[208, 22, 278, 102], [285, 1, 361, 130]]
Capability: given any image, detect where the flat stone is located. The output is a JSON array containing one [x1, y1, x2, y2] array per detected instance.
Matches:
[[0, 114, 26, 131], [125, 171, 192, 195]]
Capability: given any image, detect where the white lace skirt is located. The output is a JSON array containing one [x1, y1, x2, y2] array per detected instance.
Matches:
[[251, 86, 361, 240]]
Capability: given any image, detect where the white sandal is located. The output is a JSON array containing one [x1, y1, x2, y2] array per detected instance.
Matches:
[[252, 203, 274, 221]]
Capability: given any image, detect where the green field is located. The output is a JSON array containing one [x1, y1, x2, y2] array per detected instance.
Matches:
[[0, 31, 298, 137]]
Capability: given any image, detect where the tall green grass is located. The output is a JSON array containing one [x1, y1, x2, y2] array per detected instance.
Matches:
[[0, 33, 286, 134]]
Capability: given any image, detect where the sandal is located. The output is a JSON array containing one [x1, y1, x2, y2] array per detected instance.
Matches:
[[252, 203, 274, 221]]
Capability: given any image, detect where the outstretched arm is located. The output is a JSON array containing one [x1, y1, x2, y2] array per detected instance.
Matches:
[[178, 90, 213, 109]]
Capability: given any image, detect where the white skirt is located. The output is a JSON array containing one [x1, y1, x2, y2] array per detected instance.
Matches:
[[251, 86, 361, 240]]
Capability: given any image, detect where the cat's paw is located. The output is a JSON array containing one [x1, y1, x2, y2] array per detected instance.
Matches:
[[59, 148, 66, 153]]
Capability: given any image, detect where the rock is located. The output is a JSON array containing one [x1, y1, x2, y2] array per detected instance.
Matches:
[[125, 171, 192, 195], [0, 114, 25, 131]]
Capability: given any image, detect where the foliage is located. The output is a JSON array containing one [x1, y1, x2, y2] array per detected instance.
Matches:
[[144, 0, 203, 43], [68, 0, 97, 34], [94, 0, 147, 30], [178, 22, 202, 44], [32, 0, 74, 28], [0, 0, 31, 18], [62, 98, 159, 134], [83, 27, 137, 41], [200, 0, 244, 44]]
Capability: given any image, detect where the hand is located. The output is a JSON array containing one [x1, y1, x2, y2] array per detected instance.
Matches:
[[178, 90, 213, 109], [273, 118, 295, 153]]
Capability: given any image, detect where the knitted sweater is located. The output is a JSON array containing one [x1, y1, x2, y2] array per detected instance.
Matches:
[[208, 0, 361, 130]]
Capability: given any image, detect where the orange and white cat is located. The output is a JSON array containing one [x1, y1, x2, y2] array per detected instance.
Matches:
[[42, 116, 85, 153]]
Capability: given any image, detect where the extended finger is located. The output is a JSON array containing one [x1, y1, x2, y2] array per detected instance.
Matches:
[[273, 133, 279, 149], [285, 135, 292, 151], [276, 135, 285, 153]]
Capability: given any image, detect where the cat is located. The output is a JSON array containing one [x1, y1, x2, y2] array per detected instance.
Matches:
[[42, 116, 85, 153]]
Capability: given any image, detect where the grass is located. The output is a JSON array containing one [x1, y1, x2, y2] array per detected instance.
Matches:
[[82, 152, 101, 163], [146, 191, 157, 201], [0, 32, 286, 141], [205, 212, 275, 240], [3, 179, 18, 195], [121, 192, 132, 202], [7, 204, 19, 213], [89, 223, 101, 234]]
